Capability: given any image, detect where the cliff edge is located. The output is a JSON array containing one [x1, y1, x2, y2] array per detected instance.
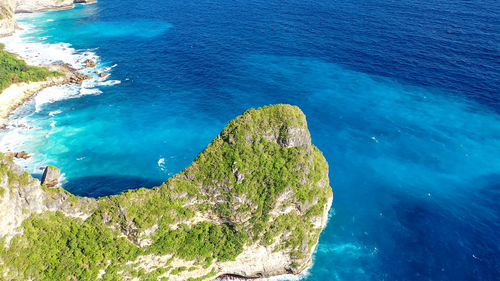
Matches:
[[0, 104, 333, 280]]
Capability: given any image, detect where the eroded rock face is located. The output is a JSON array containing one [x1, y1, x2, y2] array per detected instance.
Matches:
[[0, 157, 96, 242], [0, 0, 16, 37], [41, 165, 60, 187], [0, 105, 333, 281]]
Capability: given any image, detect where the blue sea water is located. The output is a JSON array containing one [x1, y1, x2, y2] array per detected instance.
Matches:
[[1, 0, 500, 280]]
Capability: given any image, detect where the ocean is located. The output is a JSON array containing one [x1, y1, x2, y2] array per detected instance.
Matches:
[[1, 0, 499, 280]]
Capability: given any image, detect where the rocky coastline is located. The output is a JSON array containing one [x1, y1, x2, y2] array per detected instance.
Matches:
[[0, 62, 91, 127], [0, 0, 100, 126]]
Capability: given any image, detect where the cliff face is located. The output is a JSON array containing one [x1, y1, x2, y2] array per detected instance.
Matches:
[[0, 0, 15, 37], [0, 0, 97, 36], [0, 105, 333, 280]]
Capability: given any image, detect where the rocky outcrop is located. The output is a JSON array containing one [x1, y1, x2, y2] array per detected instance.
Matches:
[[41, 165, 60, 187], [4, 151, 30, 159], [0, 105, 333, 280], [0, 0, 97, 36], [83, 59, 96, 68]]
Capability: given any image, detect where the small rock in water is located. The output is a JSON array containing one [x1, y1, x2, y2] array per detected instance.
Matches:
[[83, 59, 96, 68]]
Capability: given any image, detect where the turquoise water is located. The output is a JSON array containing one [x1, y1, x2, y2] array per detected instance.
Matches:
[[1, 0, 499, 280]]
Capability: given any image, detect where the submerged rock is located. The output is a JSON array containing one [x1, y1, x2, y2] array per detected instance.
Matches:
[[0, 105, 333, 280], [41, 165, 60, 187]]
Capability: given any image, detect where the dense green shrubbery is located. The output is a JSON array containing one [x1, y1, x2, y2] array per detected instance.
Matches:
[[167, 105, 331, 243], [151, 221, 247, 265], [0, 46, 61, 91], [0, 211, 140, 280]]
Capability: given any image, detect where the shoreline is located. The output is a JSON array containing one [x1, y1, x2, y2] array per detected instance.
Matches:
[[0, 63, 90, 128]]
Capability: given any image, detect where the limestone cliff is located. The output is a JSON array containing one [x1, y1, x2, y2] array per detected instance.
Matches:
[[0, 0, 15, 37], [0, 105, 333, 280], [0, 0, 97, 36]]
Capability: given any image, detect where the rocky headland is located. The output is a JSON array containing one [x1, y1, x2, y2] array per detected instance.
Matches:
[[0, 104, 333, 280]]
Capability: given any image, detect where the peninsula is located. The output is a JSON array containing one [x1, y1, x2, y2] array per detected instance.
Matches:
[[0, 104, 333, 280]]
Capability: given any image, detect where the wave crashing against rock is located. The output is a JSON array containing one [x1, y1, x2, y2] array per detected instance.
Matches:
[[0, 104, 333, 280]]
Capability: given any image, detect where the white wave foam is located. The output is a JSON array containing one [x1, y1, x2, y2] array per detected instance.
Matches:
[[58, 173, 67, 187], [80, 87, 103, 96], [0, 19, 119, 181], [158, 158, 166, 171], [0, 24, 95, 70], [99, 79, 121, 86], [103, 64, 118, 72], [49, 110, 62, 116], [33, 84, 80, 112]]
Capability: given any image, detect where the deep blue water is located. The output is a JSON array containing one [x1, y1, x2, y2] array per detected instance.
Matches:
[[2, 0, 500, 280]]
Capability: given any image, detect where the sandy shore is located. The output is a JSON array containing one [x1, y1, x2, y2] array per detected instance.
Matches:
[[0, 64, 90, 128]]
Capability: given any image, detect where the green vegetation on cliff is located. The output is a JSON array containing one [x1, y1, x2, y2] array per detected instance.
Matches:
[[0, 212, 140, 281], [0, 105, 332, 280], [151, 221, 247, 265], [0, 44, 61, 91]]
